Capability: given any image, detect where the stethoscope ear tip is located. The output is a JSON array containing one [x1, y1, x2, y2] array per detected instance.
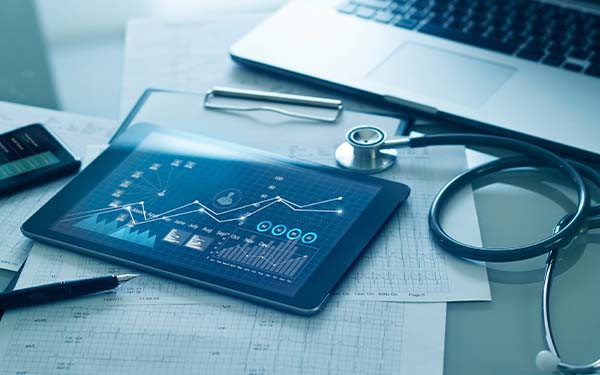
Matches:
[[536, 350, 560, 372]]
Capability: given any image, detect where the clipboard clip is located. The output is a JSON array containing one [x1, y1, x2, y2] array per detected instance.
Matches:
[[204, 86, 343, 123]]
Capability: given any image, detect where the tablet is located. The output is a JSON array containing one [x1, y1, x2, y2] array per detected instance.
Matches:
[[23, 124, 410, 315]]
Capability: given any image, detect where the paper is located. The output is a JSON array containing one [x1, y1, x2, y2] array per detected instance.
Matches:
[[0, 101, 116, 271], [120, 17, 489, 300], [0, 298, 445, 375], [16, 242, 216, 304], [0, 145, 447, 374], [271, 142, 491, 302], [22, 131, 488, 302], [121, 16, 401, 119]]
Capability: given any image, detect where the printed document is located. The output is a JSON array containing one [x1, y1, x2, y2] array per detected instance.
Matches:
[[2, 242, 446, 375]]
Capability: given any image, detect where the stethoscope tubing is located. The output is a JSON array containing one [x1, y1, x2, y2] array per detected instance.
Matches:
[[407, 133, 591, 262], [417, 135, 600, 372], [543, 214, 600, 374], [340, 127, 600, 373]]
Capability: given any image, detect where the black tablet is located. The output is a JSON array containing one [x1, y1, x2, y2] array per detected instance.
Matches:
[[22, 124, 410, 315]]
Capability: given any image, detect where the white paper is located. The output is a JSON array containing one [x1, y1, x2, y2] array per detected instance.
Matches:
[[16, 242, 216, 304], [117, 86, 490, 302], [9, 243, 446, 375], [23, 131, 488, 302], [273, 142, 491, 302], [119, 16, 489, 301], [0, 101, 116, 271], [0, 146, 447, 374], [121, 16, 399, 119], [0, 298, 445, 375]]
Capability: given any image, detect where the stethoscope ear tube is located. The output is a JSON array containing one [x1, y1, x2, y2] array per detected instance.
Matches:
[[339, 126, 600, 373], [541, 212, 600, 374], [414, 133, 591, 262]]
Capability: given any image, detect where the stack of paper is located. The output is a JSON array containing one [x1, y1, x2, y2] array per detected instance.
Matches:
[[0, 136, 489, 374], [0, 242, 447, 375]]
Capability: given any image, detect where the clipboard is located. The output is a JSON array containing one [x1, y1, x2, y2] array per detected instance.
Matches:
[[113, 88, 412, 149]]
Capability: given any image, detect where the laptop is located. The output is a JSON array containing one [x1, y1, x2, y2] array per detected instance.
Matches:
[[230, 0, 600, 161]]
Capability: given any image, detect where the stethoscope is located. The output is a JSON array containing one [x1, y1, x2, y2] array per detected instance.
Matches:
[[335, 125, 600, 374]]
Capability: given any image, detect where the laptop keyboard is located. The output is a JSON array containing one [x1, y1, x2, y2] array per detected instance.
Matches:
[[337, 0, 600, 77]]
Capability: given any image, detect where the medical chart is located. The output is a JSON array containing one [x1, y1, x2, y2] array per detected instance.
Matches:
[[250, 141, 489, 302], [2, 242, 446, 375]]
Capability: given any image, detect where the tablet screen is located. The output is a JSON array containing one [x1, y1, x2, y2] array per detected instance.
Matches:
[[50, 133, 381, 296]]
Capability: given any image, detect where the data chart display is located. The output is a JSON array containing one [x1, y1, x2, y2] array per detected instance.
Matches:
[[51, 133, 381, 296]]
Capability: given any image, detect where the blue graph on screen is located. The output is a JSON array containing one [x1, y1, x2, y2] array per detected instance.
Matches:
[[52, 137, 380, 296], [74, 215, 157, 248]]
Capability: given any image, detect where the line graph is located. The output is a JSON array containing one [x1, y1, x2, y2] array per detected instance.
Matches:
[[50, 146, 381, 294], [62, 195, 344, 226]]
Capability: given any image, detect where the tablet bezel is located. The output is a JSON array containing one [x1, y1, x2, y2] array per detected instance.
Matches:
[[22, 123, 410, 315]]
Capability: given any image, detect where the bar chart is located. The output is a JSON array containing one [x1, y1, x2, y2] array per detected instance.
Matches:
[[215, 235, 312, 278]]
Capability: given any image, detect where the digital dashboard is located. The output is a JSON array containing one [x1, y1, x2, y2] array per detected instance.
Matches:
[[24, 124, 409, 313], [50, 132, 381, 296]]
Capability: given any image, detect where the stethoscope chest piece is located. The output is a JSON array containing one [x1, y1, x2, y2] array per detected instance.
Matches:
[[335, 126, 398, 174]]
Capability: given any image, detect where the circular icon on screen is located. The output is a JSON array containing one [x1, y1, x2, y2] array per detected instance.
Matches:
[[212, 188, 242, 208], [271, 224, 287, 236], [257, 221, 272, 232], [286, 228, 302, 240], [301, 232, 317, 244]]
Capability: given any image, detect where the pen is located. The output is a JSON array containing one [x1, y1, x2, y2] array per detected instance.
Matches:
[[0, 274, 139, 310]]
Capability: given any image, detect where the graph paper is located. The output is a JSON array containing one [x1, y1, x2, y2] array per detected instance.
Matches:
[[17, 135, 490, 303], [0, 298, 445, 375], [2, 139, 447, 374], [17, 139, 491, 303], [16, 242, 216, 305], [280, 142, 491, 302]]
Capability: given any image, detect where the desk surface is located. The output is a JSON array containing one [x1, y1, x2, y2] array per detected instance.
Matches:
[[446, 152, 600, 374], [2, 148, 598, 375], [2, 7, 600, 373]]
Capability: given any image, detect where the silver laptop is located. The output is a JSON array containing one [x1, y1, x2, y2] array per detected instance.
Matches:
[[231, 0, 600, 160]]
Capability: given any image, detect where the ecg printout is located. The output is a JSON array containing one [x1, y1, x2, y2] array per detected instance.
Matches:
[[0, 300, 445, 375], [0, 101, 116, 271], [22, 135, 488, 303], [0, 144, 447, 374], [274, 141, 491, 302], [120, 17, 490, 301], [6, 242, 446, 375], [16, 238, 214, 304]]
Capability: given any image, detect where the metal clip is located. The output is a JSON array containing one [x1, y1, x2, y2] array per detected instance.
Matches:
[[204, 86, 343, 123]]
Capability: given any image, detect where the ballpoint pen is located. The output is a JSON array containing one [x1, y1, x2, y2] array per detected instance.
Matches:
[[0, 274, 140, 310]]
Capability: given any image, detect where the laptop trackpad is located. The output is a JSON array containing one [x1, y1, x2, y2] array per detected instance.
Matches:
[[367, 42, 516, 108]]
